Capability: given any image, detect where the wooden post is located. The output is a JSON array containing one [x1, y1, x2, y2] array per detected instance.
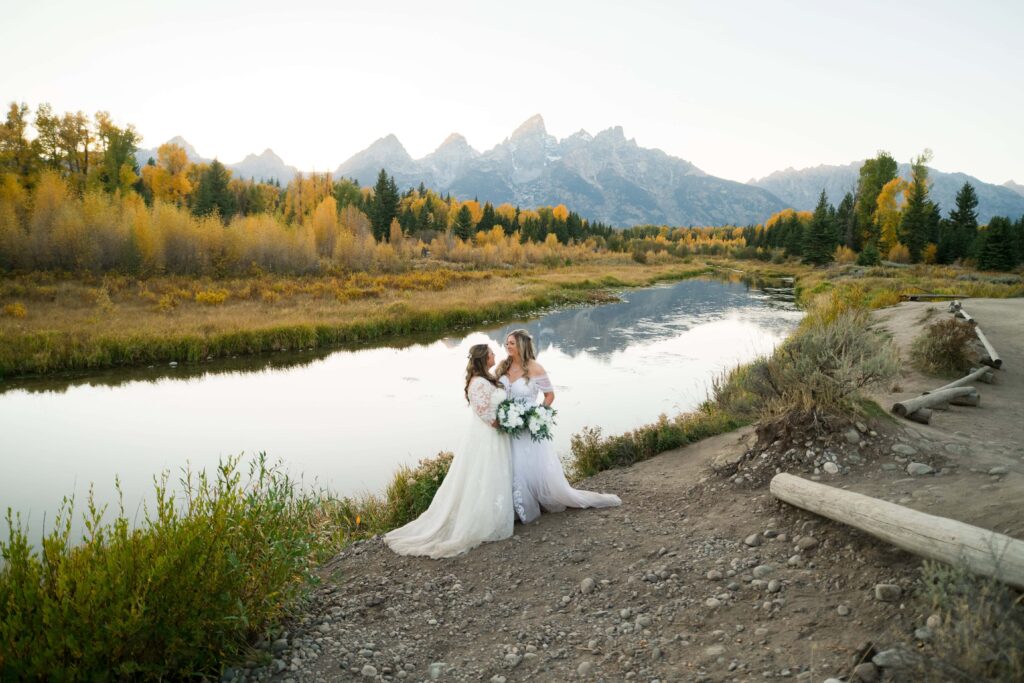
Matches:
[[770, 474, 1024, 589], [923, 366, 995, 394], [893, 387, 978, 417]]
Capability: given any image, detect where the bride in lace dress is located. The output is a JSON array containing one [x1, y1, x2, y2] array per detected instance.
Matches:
[[384, 344, 514, 558], [497, 329, 621, 523]]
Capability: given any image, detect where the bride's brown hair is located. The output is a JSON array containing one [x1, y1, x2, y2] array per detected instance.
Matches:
[[495, 328, 536, 381], [464, 343, 500, 403]]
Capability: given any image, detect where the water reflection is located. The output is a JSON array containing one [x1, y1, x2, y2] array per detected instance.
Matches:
[[0, 278, 801, 543]]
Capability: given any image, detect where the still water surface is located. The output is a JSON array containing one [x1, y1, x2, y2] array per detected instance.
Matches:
[[0, 278, 801, 542]]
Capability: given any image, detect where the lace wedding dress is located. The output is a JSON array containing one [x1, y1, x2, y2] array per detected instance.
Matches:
[[500, 374, 622, 523], [384, 377, 514, 558]]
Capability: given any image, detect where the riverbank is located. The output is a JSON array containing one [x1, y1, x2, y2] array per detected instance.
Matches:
[[0, 258, 794, 379], [238, 294, 1023, 683]]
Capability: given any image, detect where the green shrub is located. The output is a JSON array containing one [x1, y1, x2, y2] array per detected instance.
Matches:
[[0, 455, 336, 681], [895, 561, 1024, 682], [911, 317, 977, 376]]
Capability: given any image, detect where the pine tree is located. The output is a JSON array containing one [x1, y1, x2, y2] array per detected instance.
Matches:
[[857, 240, 881, 265], [945, 182, 979, 263], [899, 152, 934, 262], [368, 169, 399, 241], [454, 204, 474, 240], [976, 217, 1014, 271], [835, 192, 856, 249], [192, 159, 235, 220], [803, 190, 836, 265], [478, 202, 496, 232]]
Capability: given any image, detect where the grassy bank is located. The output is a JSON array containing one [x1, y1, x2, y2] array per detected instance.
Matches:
[[566, 260, 1023, 478], [0, 258, 725, 378]]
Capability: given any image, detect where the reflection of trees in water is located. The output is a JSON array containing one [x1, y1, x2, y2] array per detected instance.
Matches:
[[485, 279, 799, 358], [3, 278, 798, 395]]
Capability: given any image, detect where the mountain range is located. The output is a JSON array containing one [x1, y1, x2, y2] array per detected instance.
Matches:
[[136, 118, 1024, 226]]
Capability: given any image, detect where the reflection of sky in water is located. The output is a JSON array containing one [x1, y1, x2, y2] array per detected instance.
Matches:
[[0, 279, 801, 543]]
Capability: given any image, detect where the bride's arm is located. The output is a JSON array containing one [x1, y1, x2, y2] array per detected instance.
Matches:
[[468, 377, 499, 426], [529, 361, 555, 407]]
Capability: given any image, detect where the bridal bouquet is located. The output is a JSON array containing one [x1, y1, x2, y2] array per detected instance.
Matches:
[[526, 405, 557, 442], [495, 399, 531, 436]]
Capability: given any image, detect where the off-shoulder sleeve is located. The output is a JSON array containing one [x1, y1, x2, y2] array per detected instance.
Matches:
[[531, 374, 554, 393], [468, 377, 497, 423]]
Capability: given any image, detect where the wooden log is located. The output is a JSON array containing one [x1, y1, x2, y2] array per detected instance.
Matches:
[[923, 366, 995, 394], [906, 408, 933, 424], [948, 300, 962, 313], [955, 308, 976, 325], [902, 293, 968, 301], [770, 473, 1024, 589], [893, 387, 978, 417], [974, 325, 1003, 369], [949, 392, 981, 407], [928, 401, 950, 411], [970, 367, 995, 384]]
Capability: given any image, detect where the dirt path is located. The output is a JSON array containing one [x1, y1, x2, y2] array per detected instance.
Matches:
[[227, 299, 1023, 683]]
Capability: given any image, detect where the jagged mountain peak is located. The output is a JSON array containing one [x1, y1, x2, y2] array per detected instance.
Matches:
[[510, 114, 547, 139]]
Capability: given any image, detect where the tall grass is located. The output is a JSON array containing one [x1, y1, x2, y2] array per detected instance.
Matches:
[[0, 455, 338, 680]]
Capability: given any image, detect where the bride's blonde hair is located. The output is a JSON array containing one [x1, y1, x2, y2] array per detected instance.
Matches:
[[496, 328, 536, 380], [464, 343, 499, 403]]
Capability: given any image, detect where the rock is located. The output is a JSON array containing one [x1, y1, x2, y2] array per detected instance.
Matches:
[[704, 645, 726, 657], [823, 462, 840, 474], [271, 638, 289, 653], [874, 584, 902, 602], [767, 579, 781, 593], [796, 536, 818, 551], [577, 661, 594, 677], [752, 564, 774, 579], [906, 462, 934, 476], [636, 614, 653, 628], [845, 428, 862, 444], [914, 627, 933, 641], [706, 569, 724, 581], [504, 653, 522, 668], [744, 533, 763, 547], [490, 677, 507, 683], [852, 662, 879, 682], [580, 577, 596, 594], [429, 662, 448, 679], [837, 604, 851, 616], [989, 466, 1009, 476], [892, 443, 918, 455], [705, 597, 722, 608], [872, 648, 914, 669], [361, 664, 378, 678], [856, 421, 868, 433], [926, 613, 941, 630]]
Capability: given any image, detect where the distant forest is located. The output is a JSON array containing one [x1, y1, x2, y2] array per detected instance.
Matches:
[[1, 103, 1021, 274]]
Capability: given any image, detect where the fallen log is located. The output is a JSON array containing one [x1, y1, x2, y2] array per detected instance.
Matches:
[[950, 393, 981, 407], [955, 308, 976, 325], [893, 387, 978, 417], [974, 325, 1003, 368], [923, 366, 995, 394], [906, 408, 933, 424], [902, 293, 968, 301], [770, 473, 1024, 589]]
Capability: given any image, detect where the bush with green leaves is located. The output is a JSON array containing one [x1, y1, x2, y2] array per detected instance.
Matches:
[[911, 317, 978, 376], [0, 455, 337, 681]]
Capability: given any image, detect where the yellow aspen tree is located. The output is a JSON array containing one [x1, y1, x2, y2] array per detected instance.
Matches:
[[875, 177, 907, 254]]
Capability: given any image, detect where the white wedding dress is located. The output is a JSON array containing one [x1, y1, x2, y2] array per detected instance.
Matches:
[[500, 374, 622, 523], [384, 377, 514, 558]]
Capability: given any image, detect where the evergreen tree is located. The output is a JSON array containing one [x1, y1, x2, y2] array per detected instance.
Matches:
[[977, 217, 1014, 271], [854, 152, 897, 247], [192, 159, 235, 220], [898, 152, 935, 262], [856, 240, 881, 265], [803, 190, 836, 265], [454, 204, 474, 240], [368, 169, 399, 241], [783, 214, 804, 256], [943, 182, 979, 263], [835, 192, 856, 249], [478, 202, 496, 232]]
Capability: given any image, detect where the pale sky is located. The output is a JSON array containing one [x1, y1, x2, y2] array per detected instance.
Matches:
[[3, 0, 1022, 184]]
